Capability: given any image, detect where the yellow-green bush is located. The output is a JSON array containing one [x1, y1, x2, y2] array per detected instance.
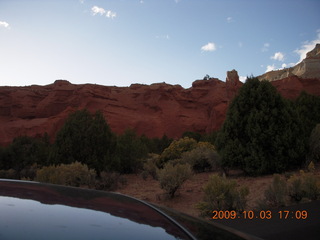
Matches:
[[142, 154, 160, 180], [288, 174, 304, 202], [158, 137, 197, 167], [288, 168, 320, 202], [180, 142, 220, 172], [263, 174, 287, 208], [197, 174, 249, 216], [258, 168, 320, 209], [157, 162, 192, 198], [36, 162, 96, 187]]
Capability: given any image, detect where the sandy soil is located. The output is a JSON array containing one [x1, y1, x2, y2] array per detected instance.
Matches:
[[116, 171, 273, 217], [117, 164, 320, 218]]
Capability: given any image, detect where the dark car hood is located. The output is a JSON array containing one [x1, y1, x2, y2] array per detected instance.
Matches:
[[0, 180, 260, 240]]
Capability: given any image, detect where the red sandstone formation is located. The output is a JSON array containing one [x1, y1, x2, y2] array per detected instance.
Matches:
[[270, 76, 320, 99], [0, 72, 241, 145], [1, 72, 319, 146], [0, 45, 319, 145]]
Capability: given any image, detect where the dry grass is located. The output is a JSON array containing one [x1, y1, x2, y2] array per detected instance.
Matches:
[[117, 164, 320, 218]]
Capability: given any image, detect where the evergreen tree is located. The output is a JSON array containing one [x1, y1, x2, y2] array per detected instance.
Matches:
[[308, 124, 320, 163], [182, 131, 202, 142], [215, 77, 305, 175], [50, 109, 115, 173], [200, 131, 218, 145], [140, 134, 173, 154], [294, 91, 320, 150], [155, 135, 173, 154], [0, 135, 50, 176], [114, 129, 148, 173]]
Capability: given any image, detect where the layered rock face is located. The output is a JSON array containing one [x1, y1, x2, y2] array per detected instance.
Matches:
[[258, 43, 320, 81], [0, 45, 319, 145], [0, 73, 242, 145]]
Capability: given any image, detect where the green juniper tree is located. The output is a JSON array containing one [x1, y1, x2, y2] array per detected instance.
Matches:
[[50, 109, 116, 173], [294, 92, 320, 161], [215, 77, 306, 175], [114, 129, 148, 174], [0, 135, 50, 174]]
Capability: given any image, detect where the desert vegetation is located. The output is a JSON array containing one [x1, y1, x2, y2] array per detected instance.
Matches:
[[197, 174, 249, 216], [255, 162, 320, 209], [0, 77, 320, 217], [216, 78, 310, 175]]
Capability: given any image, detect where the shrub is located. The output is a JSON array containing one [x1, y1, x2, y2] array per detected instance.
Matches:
[[0, 169, 17, 179], [263, 174, 287, 208], [142, 154, 160, 179], [20, 164, 38, 180], [288, 174, 304, 203], [36, 162, 96, 187], [287, 169, 320, 203], [197, 174, 249, 216], [307, 161, 316, 173], [157, 163, 192, 198], [158, 137, 197, 167], [140, 171, 149, 180], [96, 171, 126, 191], [1, 135, 51, 174], [181, 142, 220, 172], [301, 171, 319, 200]]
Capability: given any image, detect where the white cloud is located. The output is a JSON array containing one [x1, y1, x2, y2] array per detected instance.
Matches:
[[266, 64, 276, 72], [295, 30, 320, 63], [91, 6, 106, 16], [261, 43, 270, 52], [227, 17, 233, 23], [0, 21, 10, 29], [174, 0, 181, 3], [79, 0, 85, 4], [239, 76, 247, 82], [265, 62, 295, 73], [201, 42, 216, 52], [156, 34, 170, 40], [106, 10, 116, 19], [271, 52, 284, 61], [281, 63, 295, 69], [91, 6, 116, 19]]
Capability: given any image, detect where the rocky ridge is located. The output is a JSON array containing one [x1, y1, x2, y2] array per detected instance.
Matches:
[[0, 45, 319, 145], [0, 73, 241, 145], [258, 43, 320, 81]]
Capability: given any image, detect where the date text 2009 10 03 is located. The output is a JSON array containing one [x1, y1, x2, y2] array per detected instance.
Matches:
[[211, 210, 308, 220]]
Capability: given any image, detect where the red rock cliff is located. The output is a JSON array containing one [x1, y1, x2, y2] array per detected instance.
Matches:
[[0, 72, 242, 145], [1, 44, 320, 145]]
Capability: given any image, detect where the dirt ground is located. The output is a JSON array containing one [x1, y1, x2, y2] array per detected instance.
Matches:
[[117, 164, 320, 218], [116, 171, 273, 218]]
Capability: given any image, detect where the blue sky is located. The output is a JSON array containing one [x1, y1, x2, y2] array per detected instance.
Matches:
[[0, 0, 319, 88]]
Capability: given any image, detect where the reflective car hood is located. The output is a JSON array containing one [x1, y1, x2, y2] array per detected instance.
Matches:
[[0, 180, 259, 240]]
